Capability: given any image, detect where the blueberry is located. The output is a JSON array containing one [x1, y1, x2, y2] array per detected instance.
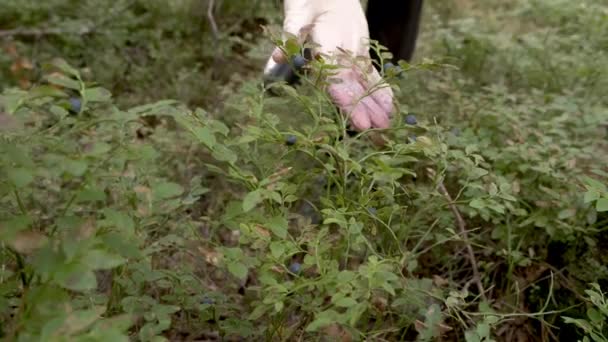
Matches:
[[285, 135, 297, 146], [288, 262, 302, 274], [346, 127, 358, 138], [408, 134, 417, 143], [384, 62, 403, 76], [293, 55, 306, 69], [69, 97, 81, 113], [264, 62, 298, 87], [404, 114, 417, 125], [367, 207, 377, 215], [201, 296, 214, 305]]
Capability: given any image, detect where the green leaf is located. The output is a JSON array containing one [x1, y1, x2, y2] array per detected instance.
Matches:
[[584, 190, 601, 203], [47, 74, 81, 90], [40, 315, 70, 340], [248, 305, 269, 320], [55, 307, 105, 337], [28, 85, 68, 99], [76, 186, 107, 203], [284, 37, 301, 56], [153, 182, 184, 200], [489, 183, 498, 196], [0, 92, 24, 114], [103, 209, 135, 235], [243, 190, 263, 212], [223, 247, 244, 259], [407, 259, 418, 273], [52, 59, 80, 77], [209, 119, 230, 136], [590, 332, 605, 342], [83, 87, 112, 102], [212, 145, 237, 164], [269, 241, 285, 259], [587, 308, 602, 323], [563, 316, 594, 332], [382, 282, 396, 296], [153, 304, 180, 316], [267, 216, 288, 239], [583, 177, 607, 193], [499, 193, 517, 202], [464, 331, 481, 342], [469, 198, 485, 209], [485, 315, 499, 324], [84, 142, 112, 156], [334, 297, 357, 308], [227, 261, 248, 279], [305, 309, 340, 332], [7, 167, 34, 188], [558, 208, 576, 219], [193, 126, 216, 149], [347, 302, 367, 326], [127, 99, 178, 116], [64, 159, 88, 177], [89, 314, 133, 338], [102, 232, 142, 259], [82, 249, 126, 270], [476, 322, 490, 338], [56, 268, 97, 291], [4, 144, 33, 166], [50, 105, 70, 118], [337, 271, 355, 283], [471, 167, 489, 179], [596, 198, 608, 212]]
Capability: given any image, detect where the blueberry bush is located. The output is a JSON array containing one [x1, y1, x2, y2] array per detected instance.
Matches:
[[1, 0, 607, 341]]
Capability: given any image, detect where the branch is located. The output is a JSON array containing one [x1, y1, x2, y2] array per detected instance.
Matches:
[[427, 168, 487, 301], [207, 0, 220, 39]]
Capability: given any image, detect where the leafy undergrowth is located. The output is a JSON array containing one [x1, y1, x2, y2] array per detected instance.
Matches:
[[1, 0, 608, 341]]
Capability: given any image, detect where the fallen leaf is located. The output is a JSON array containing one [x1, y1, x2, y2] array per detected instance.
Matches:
[[414, 319, 453, 335], [77, 219, 96, 241], [198, 246, 221, 265], [270, 266, 285, 274], [254, 225, 271, 238], [433, 275, 449, 287], [10, 230, 48, 254], [323, 324, 352, 342]]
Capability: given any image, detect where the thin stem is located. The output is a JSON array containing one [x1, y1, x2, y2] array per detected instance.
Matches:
[[427, 168, 487, 301]]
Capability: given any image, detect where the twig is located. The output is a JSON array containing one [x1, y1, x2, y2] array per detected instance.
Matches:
[[207, 0, 220, 39], [427, 168, 487, 300], [539, 262, 589, 303]]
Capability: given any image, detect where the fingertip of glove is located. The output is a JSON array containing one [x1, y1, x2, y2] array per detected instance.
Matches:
[[272, 48, 288, 64], [350, 109, 372, 131]]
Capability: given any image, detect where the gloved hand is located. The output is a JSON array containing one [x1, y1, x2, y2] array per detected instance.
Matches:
[[263, 0, 394, 131]]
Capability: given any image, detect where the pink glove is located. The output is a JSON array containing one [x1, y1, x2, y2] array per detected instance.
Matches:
[[264, 0, 394, 131]]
